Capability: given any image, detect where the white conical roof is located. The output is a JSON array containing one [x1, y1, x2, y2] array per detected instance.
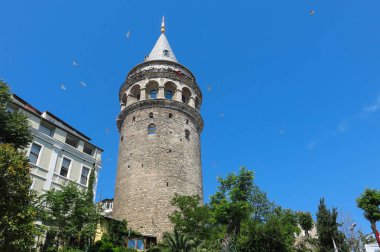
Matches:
[[144, 33, 178, 63]]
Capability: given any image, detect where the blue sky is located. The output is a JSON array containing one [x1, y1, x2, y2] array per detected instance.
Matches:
[[1, 0, 380, 233]]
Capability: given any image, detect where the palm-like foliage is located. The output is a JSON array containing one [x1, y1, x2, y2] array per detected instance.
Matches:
[[164, 229, 194, 252]]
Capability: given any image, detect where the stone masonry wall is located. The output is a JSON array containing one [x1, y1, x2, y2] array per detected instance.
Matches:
[[112, 105, 203, 240]]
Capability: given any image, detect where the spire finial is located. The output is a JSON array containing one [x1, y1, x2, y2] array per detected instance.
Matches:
[[161, 16, 165, 33]]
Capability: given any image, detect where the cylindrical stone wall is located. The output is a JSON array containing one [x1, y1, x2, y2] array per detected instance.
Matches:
[[112, 101, 203, 240]]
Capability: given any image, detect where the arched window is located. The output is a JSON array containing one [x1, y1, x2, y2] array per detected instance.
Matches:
[[130, 85, 141, 103], [149, 112, 153, 118], [182, 87, 191, 104], [121, 93, 127, 108], [168, 113, 173, 118], [195, 97, 200, 109], [164, 82, 176, 100], [146, 81, 159, 100], [165, 90, 173, 99], [185, 129, 190, 140], [149, 90, 157, 99], [148, 124, 156, 135]]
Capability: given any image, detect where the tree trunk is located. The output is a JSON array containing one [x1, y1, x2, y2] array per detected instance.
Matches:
[[370, 221, 380, 247]]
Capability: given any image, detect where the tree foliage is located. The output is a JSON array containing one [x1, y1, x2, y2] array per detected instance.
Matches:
[[210, 167, 254, 236], [357, 188, 380, 247], [237, 208, 300, 252], [101, 219, 130, 247], [298, 212, 314, 237], [40, 183, 99, 250], [163, 229, 194, 252], [168, 167, 302, 252], [0, 81, 36, 251], [169, 194, 211, 242], [0, 144, 37, 251], [316, 198, 348, 252], [0, 80, 33, 149]]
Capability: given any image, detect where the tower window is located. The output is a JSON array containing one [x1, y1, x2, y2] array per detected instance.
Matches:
[[165, 90, 173, 99], [163, 50, 170, 57], [132, 116, 136, 122], [185, 129, 190, 140], [149, 112, 154, 118], [148, 123, 156, 135], [169, 113, 173, 118], [186, 119, 189, 124], [149, 90, 157, 99]]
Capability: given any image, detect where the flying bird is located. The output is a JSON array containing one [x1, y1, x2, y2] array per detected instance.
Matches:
[[207, 84, 211, 92], [80, 81, 87, 87], [126, 30, 131, 39], [60, 84, 66, 90], [310, 10, 315, 16], [72, 60, 78, 67]]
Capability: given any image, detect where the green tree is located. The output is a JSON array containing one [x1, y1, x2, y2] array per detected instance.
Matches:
[[316, 198, 348, 252], [0, 81, 32, 149], [210, 167, 254, 237], [0, 81, 36, 251], [250, 185, 275, 222], [169, 194, 211, 242], [356, 188, 380, 247], [0, 144, 37, 251], [237, 207, 300, 252], [40, 183, 99, 250], [163, 229, 194, 252], [298, 212, 314, 237], [104, 219, 129, 247]]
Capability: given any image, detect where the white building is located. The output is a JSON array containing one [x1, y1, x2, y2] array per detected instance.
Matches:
[[365, 243, 380, 252], [98, 198, 114, 217], [7, 94, 103, 197]]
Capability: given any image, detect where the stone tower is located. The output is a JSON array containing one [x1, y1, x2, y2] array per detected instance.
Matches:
[[112, 19, 204, 240]]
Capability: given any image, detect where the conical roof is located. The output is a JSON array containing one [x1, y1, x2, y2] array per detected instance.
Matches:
[[144, 33, 178, 63]]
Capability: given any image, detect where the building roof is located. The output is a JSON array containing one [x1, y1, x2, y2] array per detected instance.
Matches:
[[144, 19, 178, 63], [11, 94, 104, 151]]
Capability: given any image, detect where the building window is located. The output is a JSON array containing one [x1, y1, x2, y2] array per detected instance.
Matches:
[[60, 157, 71, 177], [163, 49, 170, 57], [29, 143, 42, 165], [148, 124, 156, 135], [186, 119, 189, 124], [39, 121, 54, 137], [83, 143, 94, 156], [65, 134, 79, 148], [128, 239, 145, 250], [6, 104, 17, 112], [132, 116, 136, 122], [30, 179, 36, 190], [80, 166, 90, 185], [165, 90, 173, 99], [185, 129, 190, 140], [149, 90, 157, 99], [149, 112, 154, 118], [169, 113, 173, 118]]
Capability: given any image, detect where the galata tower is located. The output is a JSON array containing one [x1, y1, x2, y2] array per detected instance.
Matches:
[[112, 18, 204, 240]]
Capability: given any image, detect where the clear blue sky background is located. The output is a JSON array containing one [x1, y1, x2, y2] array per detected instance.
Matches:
[[1, 0, 379, 233]]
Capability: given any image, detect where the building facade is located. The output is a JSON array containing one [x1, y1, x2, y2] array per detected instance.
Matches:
[[7, 95, 103, 195], [112, 20, 204, 239]]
